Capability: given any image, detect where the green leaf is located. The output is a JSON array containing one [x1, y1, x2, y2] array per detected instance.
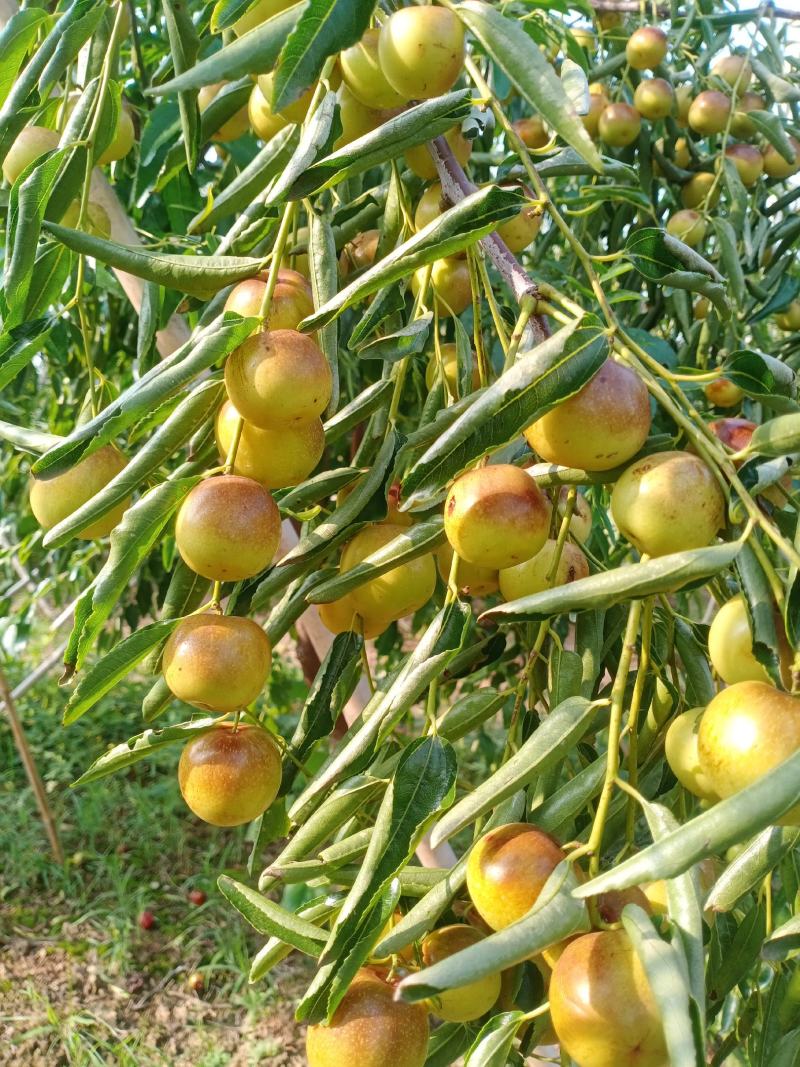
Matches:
[[402, 318, 607, 510], [0, 8, 49, 109], [573, 745, 800, 899], [249, 899, 338, 981], [482, 543, 742, 623], [148, 3, 303, 93], [43, 221, 267, 299], [425, 1023, 479, 1067], [713, 218, 745, 306], [37, 0, 107, 97], [723, 349, 798, 412], [162, 0, 201, 170], [463, 1013, 525, 1067], [23, 242, 73, 322], [266, 90, 340, 205], [356, 314, 433, 364], [751, 275, 800, 324], [747, 413, 800, 457], [0, 317, 54, 390], [625, 227, 728, 313], [322, 380, 393, 443], [436, 689, 506, 743], [736, 542, 784, 685], [272, 0, 376, 113], [762, 915, 800, 961], [430, 695, 597, 847], [456, 1, 601, 172], [72, 717, 217, 785], [218, 875, 328, 954], [0, 420, 61, 455], [64, 619, 180, 726], [705, 827, 800, 913], [621, 905, 703, 1067], [300, 185, 523, 330], [747, 109, 798, 161], [307, 209, 339, 413]]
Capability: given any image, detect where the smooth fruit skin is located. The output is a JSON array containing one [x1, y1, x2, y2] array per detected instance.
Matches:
[[776, 300, 800, 331], [688, 90, 731, 136], [762, 137, 800, 180], [680, 171, 719, 209], [175, 475, 280, 581], [725, 143, 763, 186], [524, 359, 651, 472], [339, 229, 379, 274], [425, 342, 480, 395], [436, 543, 498, 597], [708, 596, 769, 685], [421, 926, 501, 1022], [415, 182, 449, 233], [162, 614, 272, 713], [666, 208, 707, 247], [412, 257, 472, 317], [499, 540, 589, 601], [224, 329, 332, 427], [704, 377, 743, 408], [256, 71, 313, 126], [306, 969, 429, 1067], [29, 444, 129, 540], [444, 465, 551, 571], [3, 125, 59, 184], [178, 723, 281, 827], [625, 26, 668, 70], [513, 116, 549, 149], [466, 823, 566, 931], [340, 27, 406, 109], [582, 90, 607, 138], [335, 85, 385, 149], [60, 198, 112, 238], [665, 706, 719, 801], [224, 269, 313, 332], [712, 54, 752, 90], [215, 399, 323, 488], [233, 0, 295, 36], [496, 197, 542, 253], [550, 930, 668, 1067], [248, 82, 287, 142], [97, 107, 135, 165], [405, 125, 471, 179], [697, 681, 800, 823], [611, 450, 724, 557], [378, 6, 465, 101], [341, 523, 436, 622], [598, 102, 641, 148], [318, 595, 389, 640], [633, 78, 674, 121], [731, 91, 766, 138]]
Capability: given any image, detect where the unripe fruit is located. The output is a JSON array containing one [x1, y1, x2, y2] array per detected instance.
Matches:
[[306, 968, 429, 1067], [335, 85, 385, 148], [444, 465, 550, 571], [688, 90, 730, 136], [675, 84, 693, 127], [224, 330, 332, 427], [248, 83, 287, 142], [499, 540, 589, 601], [60, 199, 112, 238], [572, 26, 596, 53], [414, 182, 449, 233], [704, 377, 743, 408], [257, 71, 314, 126], [198, 82, 250, 142], [425, 342, 480, 395], [436, 543, 498, 597], [29, 444, 130, 540], [175, 475, 280, 581], [598, 102, 642, 148], [340, 27, 406, 109], [597, 11, 623, 30], [524, 360, 651, 472], [725, 142, 763, 186], [550, 930, 667, 1067], [339, 229, 379, 274], [224, 269, 313, 331], [215, 400, 324, 488], [513, 116, 549, 149], [694, 297, 710, 320], [666, 208, 706, 247], [3, 125, 59, 184], [97, 106, 135, 165], [680, 171, 719, 209], [378, 6, 465, 101], [708, 596, 769, 685], [233, 0, 295, 36], [466, 823, 566, 931], [762, 137, 800, 180], [318, 595, 390, 640], [496, 195, 542, 254], [698, 681, 800, 823], [633, 78, 674, 121], [405, 125, 471, 180], [611, 450, 725, 556], [776, 299, 800, 331], [412, 257, 472, 317], [341, 523, 436, 622], [162, 614, 272, 713], [665, 706, 719, 800], [421, 926, 501, 1022], [625, 26, 668, 71], [712, 54, 752, 90], [178, 723, 281, 826], [558, 486, 593, 543], [730, 91, 766, 138], [581, 91, 607, 139]]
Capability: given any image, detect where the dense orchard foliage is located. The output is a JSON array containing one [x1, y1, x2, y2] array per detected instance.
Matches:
[[3, 0, 800, 1063]]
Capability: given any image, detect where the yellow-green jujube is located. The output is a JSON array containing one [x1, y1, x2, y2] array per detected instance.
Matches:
[[665, 706, 719, 801], [421, 926, 501, 1022], [712, 54, 752, 90], [731, 91, 766, 138], [411, 257, 472, 317], [688, 90, 730, 136], [215, 400, 324, 489], [680, 171, 720, 209], [224, 330, 332, 427], [666, 208, 707, 246], [436, 543, 498, 597], [425, 342, 480, 395], [257, 71, 314, 126], [708, 596, 770, 685], [335, 85, 385, 149], [499, 540, 589, 601], [97, 107, 135, 165], [198, 82, 250, 141], [725, 143, 763, 186], [762, 137, 800, 180], [625, 26, 668, 70], [2, 125, 59, 184], [224, 268, 314, 332], [633, 78, 674, 121], [776, 300, 800, 331], [341, 523, 436, 622], [29, 444, 130, 540], [318, 595, 391, 640], [339, 27, 406, 109], [405, 125, 471, 179], [233, 0, 295, 36], [598, 102, 642, 147], [248, 82, 287, 142], [378, 5, 465, 101]]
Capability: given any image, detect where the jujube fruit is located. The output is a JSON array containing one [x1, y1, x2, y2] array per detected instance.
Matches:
[[162, 613, 272, 713], [513, 116, 549, 149], [248, 82, 287, 142], [625, 26, 668, 70], [680, 171, 719, 209], [317, 595, 390, 640], [444, 465, 550, 571], [257, 70, 314, 126], [581, 90, 607, 138], [414, 182, 452, 235], [697, 681, 800, 823], [339, 229, 379, 274], [224, 329, 332, 427], [704, 377, 743, 408], [730, 91, 765, 138], [405, 125, 471, 180], [595, 886, 652, 925], [340, 523, 436, 622], [224, 268, 313, 332], [707, 596, 769, 685], [97, 106, 135, 165], [549, 929, 668, 1067], [499, 540, 589, 601], [633, 78, 674, 121], [688, 90, 730, 136], [524, 359, 651, 472], [466, 822, 566, 931], [178, 723, 281, 826], [198, 82, 250, 141], [60, 199, 112, 238], [610, 450, 725, 556], [725, 142, 763, 186], [335, 85, 385, 149], [665, 706, 719, 801], [378, 6, 465, 101], [421, 926, 501, 1022], [175, 475, 280, 581], [436, 543, 498, 597], [233, 0, 295, 36], [3, 125, 59, 184], [598, 102, 642, 148], [215, 399, 324, 488], [558, 486, 593, 543], [340, 27, 406, 109], [776, 300, 800, 331], [495, 192, 542, 254], [412, 257, 472, 317], [666, 208, 707, 246], [712, 54, 752, 90], [762, 137, 800, 180], [425, 342, 480, 395], [29, 444, 130, 540]]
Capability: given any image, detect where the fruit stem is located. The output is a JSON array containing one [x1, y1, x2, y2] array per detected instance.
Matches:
[[623, 597, 654, 847], [503, 295, 538, 372]]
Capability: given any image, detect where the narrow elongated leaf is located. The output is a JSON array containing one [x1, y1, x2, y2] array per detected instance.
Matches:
[[37, 0, 106, 97], [0, 317, 53, 390], [162, 0, 201, 170], [483, 543, 742, 623], [762, 916, 800, 961], [323, 380, 393, 443], [748, 110, 798, 161], [464, 1013, 524, 1067], [705, 827, 800, 913], [748, 414, 800, 457], [266, 91, 339, 206], [436, 688, 505, 743], [431, 697, 597, 847], [219, 876, 328, 954], [0, 9, 49, 109], [457, 1, 601, 171], [72, 717, 216, 785], [307, 210, 339, 413], [250, 899, 338, 981]]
